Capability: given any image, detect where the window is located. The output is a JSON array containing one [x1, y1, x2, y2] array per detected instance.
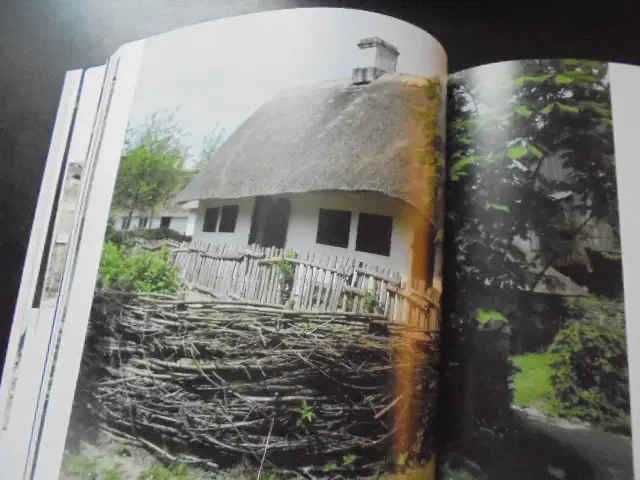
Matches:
[[160, 216, 171, 228], [356, 213, 392, 256], [138, 217, 148, 228], [218, 205, 239, 233], [121, 217, 131, 230], [202, 207, 220, 232], [316, 208, 351, 248]]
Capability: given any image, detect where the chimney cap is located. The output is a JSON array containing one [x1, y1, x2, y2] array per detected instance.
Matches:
[[357, 37, 399, 55]]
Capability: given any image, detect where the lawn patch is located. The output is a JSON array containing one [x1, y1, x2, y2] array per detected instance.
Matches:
[[511, 352, 557, 412]]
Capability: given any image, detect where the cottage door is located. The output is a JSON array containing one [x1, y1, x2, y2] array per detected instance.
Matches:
[[262, 197, 290, 248], [248, 196, 290, 249]]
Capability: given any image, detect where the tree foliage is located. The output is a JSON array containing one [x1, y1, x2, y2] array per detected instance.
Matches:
[[194, 125, 226, 173], [447, 60, 616, 302], [438, 60, 621, 437], [113, 112, 190, 220], [549, 307, 629, 425]]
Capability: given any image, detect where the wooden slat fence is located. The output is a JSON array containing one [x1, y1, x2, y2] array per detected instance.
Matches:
[[168, 241, 440, 330]]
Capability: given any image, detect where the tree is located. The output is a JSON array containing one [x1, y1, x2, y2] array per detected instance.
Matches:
[[113, 111, 190, 225], [448, 60, 616, 302], [438, 60, 619, 439], [193, 125, 226, 173]]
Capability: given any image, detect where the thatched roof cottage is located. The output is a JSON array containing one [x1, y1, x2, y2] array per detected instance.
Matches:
[[176, 37, 441, 281]]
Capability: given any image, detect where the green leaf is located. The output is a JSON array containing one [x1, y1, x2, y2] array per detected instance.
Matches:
[[564, 59, 580, 65], [515, 105, 533, 118], [486, 203, 510, 213], [564, 71, 598, 82], [450, 156, 486, 176], [457, 117, 486, 130], [323, 463, 338, 472], [554, 74, 573, 85], [507, 145, 527, 159], [343, 454, 357, 466], [477, 309, 508, 325], [541, 103, 555, 114], [594, 105, 612, 116], [556, 103, 580, 113], [528, 144, 544, 158]]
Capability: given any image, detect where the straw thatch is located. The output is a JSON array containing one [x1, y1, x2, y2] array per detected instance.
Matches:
[[175, 74, 439, 214]]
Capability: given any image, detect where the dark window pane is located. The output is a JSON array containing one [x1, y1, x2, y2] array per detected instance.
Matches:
[[316, 208, 351, 248], [203, 207, 220, 232], [219, 205, 239, 233], [160, 216, 171, 228], [356, 213, 392, 256]]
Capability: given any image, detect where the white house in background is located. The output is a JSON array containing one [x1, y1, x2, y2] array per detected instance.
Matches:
[[175, 37, 443, 282], [114, 201, 198, 236]]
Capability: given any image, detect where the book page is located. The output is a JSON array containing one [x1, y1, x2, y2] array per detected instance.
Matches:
[[12, 8, 448, 480], [440, 60, 634, 480], [0, 68, 85, 475], [0, 42, 146, 480]]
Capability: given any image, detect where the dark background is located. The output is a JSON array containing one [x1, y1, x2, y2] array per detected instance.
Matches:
[[0, 0, 638, 374]]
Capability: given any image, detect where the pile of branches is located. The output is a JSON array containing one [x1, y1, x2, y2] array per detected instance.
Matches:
[[76, 289, 440, 478]]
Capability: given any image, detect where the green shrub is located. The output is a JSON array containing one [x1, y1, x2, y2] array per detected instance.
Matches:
[[62, 453, 99, 479], [99, 242, 180, 294], [106, 230, 128, 246], [549, 318, 629, 424], [105, 226, 191, 246], [137, 463, 196, 480], [131, 227, 192, 243]]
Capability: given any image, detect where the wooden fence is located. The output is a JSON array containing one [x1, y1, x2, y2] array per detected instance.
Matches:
[[168, 241, 440, 330]]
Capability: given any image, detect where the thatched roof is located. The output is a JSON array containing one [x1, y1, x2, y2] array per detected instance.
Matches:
[[175, 73, 439, 214]]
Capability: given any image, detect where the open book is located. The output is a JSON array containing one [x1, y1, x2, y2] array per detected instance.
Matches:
[[0, 7, 637, 480]]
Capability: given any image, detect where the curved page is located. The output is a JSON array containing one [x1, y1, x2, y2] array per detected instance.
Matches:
[[439, 60, 634, 480], [29, 8, 447, 480]]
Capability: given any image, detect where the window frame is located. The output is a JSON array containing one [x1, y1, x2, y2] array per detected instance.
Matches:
[[355, 212, 393, 257], [315, 208, 352, 248], [218, 205, 239, 233], [202, 207, 220, 233]]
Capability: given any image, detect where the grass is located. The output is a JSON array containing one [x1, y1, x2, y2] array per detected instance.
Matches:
[[511, 352, 557, 411], [61, 447, 200, 480]]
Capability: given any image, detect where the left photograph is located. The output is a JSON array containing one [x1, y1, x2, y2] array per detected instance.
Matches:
[[37, 9, 447, 480]]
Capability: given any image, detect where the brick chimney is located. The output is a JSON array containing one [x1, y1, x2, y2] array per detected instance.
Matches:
[[352, 37, 399, 85]]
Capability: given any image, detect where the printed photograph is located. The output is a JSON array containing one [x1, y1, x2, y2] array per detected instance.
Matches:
[[438, 60, 632, 480], [56, 9, 447, 480]]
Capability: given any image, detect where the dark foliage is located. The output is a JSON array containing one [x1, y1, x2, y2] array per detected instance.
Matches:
[[106, 226, 192, 246], [549, 316, 629, 425], [438, 59, 621, 444]]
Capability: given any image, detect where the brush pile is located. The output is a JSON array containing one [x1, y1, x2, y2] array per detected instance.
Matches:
[[74, 289, 439, 478]]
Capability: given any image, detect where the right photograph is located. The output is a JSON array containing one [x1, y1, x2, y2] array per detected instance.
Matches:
[[438, 60, 633, 480]]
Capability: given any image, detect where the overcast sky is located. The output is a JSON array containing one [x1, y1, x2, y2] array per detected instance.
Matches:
[[127, 8, 447, 167]]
